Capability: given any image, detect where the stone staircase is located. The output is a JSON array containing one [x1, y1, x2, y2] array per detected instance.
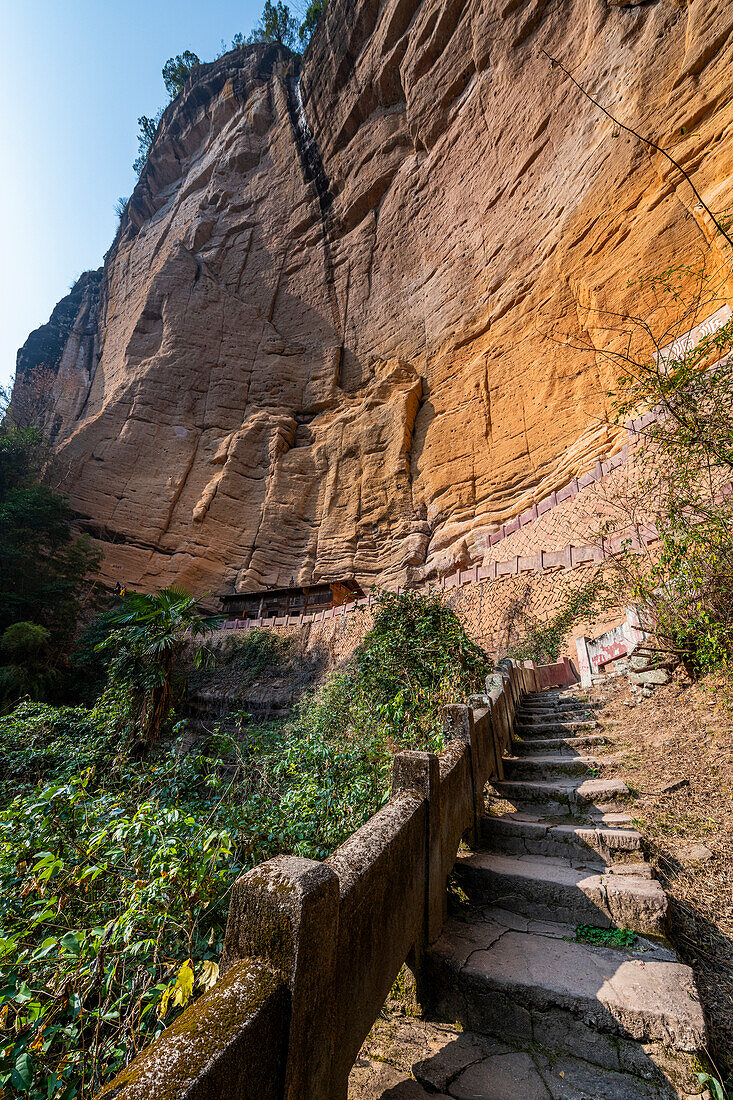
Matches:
[[351, 689, 707, 1099]]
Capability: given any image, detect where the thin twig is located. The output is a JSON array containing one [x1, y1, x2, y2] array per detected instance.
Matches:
[[542, 50, 733, 253]]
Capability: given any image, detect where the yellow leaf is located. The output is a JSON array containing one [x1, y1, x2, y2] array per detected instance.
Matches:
[[157, 985, 172, 1021], [174, 960, 195, 1007], [0, 1006, 7, 1029], [198, 960, 219, 991]]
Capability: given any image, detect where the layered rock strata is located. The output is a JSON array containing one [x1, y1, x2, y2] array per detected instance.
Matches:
[[15, 0, 733, 594]]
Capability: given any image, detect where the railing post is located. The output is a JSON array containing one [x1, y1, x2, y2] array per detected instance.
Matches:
[[222, 856, 340, 1100], [391, 751, 442, 944], [442, 704, 480, 847]]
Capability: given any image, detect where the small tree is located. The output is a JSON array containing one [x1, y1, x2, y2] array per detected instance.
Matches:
[[299, 0, 325, 45], [0, 622, 55, 705], [132, 111, 162, 176], [162, 51, 201, 99], [0, 426, 101, 650], [248, 1, 299, 49], [99, 586, 215, 749]]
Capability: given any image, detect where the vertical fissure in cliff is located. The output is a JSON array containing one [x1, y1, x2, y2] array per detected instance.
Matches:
[[287, 76, 343, 346]]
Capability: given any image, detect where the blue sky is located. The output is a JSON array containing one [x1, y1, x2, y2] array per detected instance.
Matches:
[[1, 0, 307, 391]]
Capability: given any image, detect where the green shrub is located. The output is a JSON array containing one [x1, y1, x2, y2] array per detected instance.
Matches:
[[227, 627, 293, 688], [507, 574, 607, 665], [0, 588, 487, 1096], [0, 622, 56, 706], [299, 587, 490, 752]]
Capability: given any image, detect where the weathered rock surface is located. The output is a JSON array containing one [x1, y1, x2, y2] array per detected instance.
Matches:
[[14, 0, 733, 594]]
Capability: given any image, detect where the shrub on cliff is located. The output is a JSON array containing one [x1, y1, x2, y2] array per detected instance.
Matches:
[[132, 111, 162, 176], [299, 0, 326, 45], [300, 588, 490, 753], [247, 0, 299, 49], [162, 51, 201, 99]]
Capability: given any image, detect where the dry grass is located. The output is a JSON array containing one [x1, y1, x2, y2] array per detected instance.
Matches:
[[588, 672, 733, 1078]]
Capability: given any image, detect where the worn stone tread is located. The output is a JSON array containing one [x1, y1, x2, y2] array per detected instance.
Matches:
[[504, 754, 616, 780], [512, 733, 610, 754], [348, 1016, 692, 1098], [454, 850, 666, 932], [494, 777, 630, 809], [481, 814, 642, 860], [429, 919, 705, 1052], [515, 720, 600, 735]]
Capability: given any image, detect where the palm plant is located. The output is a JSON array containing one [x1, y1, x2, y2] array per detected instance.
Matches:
[[99, 586, 216, 749]]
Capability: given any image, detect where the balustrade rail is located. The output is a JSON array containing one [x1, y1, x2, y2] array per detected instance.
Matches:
[[98, 658, 577, 1100]]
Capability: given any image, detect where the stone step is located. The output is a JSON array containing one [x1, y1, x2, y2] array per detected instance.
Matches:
[[512, 733, 610, 754], [503, 754, 613, 781], [519, 702, 594, 714], [515, 714, 599, 730], [494, 776, 630, 811], [454, 851, 666, 933], [349, 1012, 697, 1098], [482, 813, 643, 861], [425, 914, 705, 1055]]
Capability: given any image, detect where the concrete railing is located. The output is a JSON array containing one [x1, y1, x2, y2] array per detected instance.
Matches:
[[98, 659, 576, 1100]]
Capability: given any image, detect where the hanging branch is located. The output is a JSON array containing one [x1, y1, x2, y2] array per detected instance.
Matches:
[[541, 50, 733, 253]]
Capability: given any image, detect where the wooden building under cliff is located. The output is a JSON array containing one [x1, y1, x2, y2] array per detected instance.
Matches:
[[220, 579, 364, 621]]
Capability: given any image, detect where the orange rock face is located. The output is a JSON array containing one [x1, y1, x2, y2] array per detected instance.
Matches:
[[15, 2, 733, 594]]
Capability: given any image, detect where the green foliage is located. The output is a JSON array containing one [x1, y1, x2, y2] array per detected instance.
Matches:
[[507, 574, 607, 664], [0, 426, 47, 498], [0, 426, 101, 702], [597, 260, 733, 678], [0, 588, 487, 1095], [132, 51, 199, 175], [299, 0, 325, 45], [298, 588, 489, 756], [0, 709, 242, 1097], [218, 627, 293, 690], [247, 0, 299, 49], [697, 1072, 728, 1100], [574, 924, 636, 949], [0, 623, 55, 706], [132, 111, 162, 176], [162, 51, 201, 99], [98, 587, 216, 750], [0, 482, 101, 651]]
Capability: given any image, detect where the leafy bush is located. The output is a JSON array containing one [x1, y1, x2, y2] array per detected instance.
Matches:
[[0, 588, 487, 1096], [0, 425, 101, 699], [298, 588, 489, 754], [98, 587, 216, 750], [132, 112, 162, 176], [0, 716, 242, 1097], [162, 51, 200, 99], [299, 0, 325, 45], [0, 622, 55, 706], [507, 574, 607, 665], [247, 0, 299, 49]]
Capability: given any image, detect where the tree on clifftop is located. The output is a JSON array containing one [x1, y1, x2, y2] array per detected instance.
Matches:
[[162, 51, 201, 99], [247, 0, 299, 49]]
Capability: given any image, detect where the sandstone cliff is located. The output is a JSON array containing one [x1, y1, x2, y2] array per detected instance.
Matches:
[[14, 0, 733, 595]]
